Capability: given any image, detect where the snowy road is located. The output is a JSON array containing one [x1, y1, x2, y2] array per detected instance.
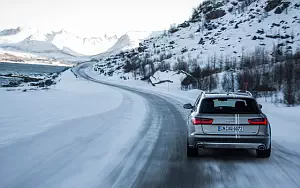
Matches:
[[1, 63, 300, 188], [75, 63, 300, 188]]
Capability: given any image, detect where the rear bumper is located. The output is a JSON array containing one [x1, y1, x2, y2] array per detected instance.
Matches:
[[188, 134, 271, 150]]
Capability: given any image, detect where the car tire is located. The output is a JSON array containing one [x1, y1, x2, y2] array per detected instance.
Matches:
[[187, 141, 198, 157], [256, 147, 271, 158]]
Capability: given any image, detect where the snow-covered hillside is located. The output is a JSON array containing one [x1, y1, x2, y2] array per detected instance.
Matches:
[[91, 0, 300, 104], [92, 0, 300, 74]]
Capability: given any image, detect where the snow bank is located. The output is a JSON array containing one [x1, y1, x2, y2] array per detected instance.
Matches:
[[257, 99, 300, 154], [0, 66, 151, 188], [87, 64, 201, 101], [0, 70, 123, 147]]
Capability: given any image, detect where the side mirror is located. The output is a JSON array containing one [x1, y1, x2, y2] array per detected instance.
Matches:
[[183, 103, 194, 109], [259, 104, 262, 109]]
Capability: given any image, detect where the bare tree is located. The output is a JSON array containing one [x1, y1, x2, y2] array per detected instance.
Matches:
[[284, 59, 295, 105]]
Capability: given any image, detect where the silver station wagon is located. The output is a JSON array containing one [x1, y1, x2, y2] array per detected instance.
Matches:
[[184, 91, 271, 158]]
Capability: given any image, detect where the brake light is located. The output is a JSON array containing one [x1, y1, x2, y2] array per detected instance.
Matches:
[[192, 118, 213, 125], [248, 118, 268, 125]]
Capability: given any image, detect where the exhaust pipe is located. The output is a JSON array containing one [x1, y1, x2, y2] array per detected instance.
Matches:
[[196, 143, 204, 148], [258, 145, 266, 150]]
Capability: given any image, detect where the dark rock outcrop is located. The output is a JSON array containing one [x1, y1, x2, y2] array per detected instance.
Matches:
[[264, 0, 282, 12], [205, 9, 226, 21], [274, 2, 291, 14]]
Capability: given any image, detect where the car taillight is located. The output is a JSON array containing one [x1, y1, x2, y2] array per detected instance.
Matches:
[[192, 118, 213, 125], [248, 118, 268, 125]]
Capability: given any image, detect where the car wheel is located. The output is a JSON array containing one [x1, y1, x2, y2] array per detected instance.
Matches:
[[187, 141, 198, 157], [256, 147, 271, 158]]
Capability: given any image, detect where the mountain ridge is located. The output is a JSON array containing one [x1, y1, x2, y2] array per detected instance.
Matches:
[[0, 27, 118, 56]]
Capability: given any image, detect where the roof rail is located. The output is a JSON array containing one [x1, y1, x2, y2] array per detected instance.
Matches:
[[201, 91, 206, 98], [246, 91, 252, 96], [236, 90, 252, 96]]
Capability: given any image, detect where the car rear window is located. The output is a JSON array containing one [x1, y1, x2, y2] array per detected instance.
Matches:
[[199, 98, 260, 114]]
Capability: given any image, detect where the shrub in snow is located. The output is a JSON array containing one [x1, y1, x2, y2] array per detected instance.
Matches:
[[198, 38, 205, 45], [256, 29, 265, 35], [181, 47, 188, 53], [178, 21, 190, 28], [168, 27, 179, 34]]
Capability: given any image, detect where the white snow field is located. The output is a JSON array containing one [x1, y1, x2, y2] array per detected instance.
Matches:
[[0, 68, 155, 188], [1, 63, 300, 188], [0, 70, 124, 147]]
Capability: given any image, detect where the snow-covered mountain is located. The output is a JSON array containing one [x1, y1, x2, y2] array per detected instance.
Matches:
[[91, 31, 163, 60], [0, 27, 118, 56], [0, 27, 163, 65], [93, 0, 300, 75], [92, 0, 300, 105], [107, 31, 163, 53]]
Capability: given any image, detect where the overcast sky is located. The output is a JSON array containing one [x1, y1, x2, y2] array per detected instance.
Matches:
[[0, 0, 201, 37]]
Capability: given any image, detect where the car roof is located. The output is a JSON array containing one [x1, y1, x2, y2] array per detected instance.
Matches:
[[201, 92, 254, 99]]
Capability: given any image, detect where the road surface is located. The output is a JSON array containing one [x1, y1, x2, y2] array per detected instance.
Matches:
[[0, 63, 300, 188]]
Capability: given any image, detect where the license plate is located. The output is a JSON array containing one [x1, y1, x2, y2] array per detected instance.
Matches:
[[218, 126, 243, 132]]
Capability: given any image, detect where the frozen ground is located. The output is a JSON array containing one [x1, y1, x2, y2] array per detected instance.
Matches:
[[0, 70, 124, 147], [0, 67, 154, 188], [0, 62, 300, 188]]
